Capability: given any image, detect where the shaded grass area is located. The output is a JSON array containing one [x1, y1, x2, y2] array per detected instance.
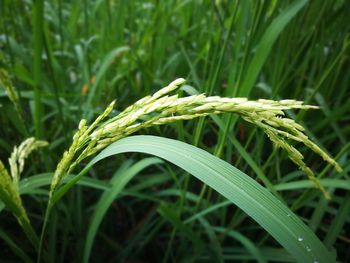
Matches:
[[0, 0, 349, 262]]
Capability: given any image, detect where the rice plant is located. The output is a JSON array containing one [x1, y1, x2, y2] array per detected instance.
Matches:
[[0, 0, 349, 262]]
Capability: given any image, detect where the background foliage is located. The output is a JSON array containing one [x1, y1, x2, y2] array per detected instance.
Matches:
[[0, 0, 349, 262]]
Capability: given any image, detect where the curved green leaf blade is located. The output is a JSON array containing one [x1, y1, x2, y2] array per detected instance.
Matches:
[[73, 135, 334, 263]]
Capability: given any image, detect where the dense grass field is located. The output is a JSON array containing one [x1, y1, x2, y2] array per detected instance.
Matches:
[[0, 0, 349, 262]]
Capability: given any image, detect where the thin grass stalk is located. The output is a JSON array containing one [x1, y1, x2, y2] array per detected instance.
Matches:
[[32, 0, 44, 139], [42, 26, 67, 143], [189, 8, 237, 212]]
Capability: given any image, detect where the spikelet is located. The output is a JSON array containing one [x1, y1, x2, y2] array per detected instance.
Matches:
[[0, 137, 48, 235], [0, 68, 25, 123], [8, 138, 48, 186], [0, 160, 31, 229]]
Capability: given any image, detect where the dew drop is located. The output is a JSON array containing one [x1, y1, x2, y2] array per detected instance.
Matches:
[[306, 245, 311, 252], [297, 236, 304, 242], [313, 259, 319, 263], [286, 213, 291, 217]]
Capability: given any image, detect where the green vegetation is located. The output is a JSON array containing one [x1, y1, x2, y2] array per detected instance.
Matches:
[[0, 0, 349, 262]]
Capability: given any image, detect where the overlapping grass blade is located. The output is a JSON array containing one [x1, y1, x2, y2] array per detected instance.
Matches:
[[323, 192, 350, 248], [214, 227, 266, 263], [83, 157, 163, 263], [275, 179, 350, 191], [239, 0, 308, 97], [85, 46, 130, 115], [158, 201, 205, 252]]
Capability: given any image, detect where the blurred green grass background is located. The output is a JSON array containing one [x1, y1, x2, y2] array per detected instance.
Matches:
[[0, 0, 349, 262]]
